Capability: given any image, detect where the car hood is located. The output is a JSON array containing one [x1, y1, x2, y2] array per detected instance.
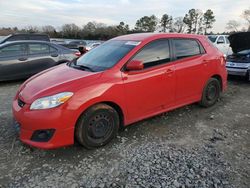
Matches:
[[228, 32, 250, 53], [18, 64, 102, 104]]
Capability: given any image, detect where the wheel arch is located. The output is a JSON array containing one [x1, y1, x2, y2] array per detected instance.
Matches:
[[75, 100, 125, 130], [211, 74, 223, 91]]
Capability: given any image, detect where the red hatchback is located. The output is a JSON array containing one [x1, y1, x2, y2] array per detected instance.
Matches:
[[12, 33, 227, 149]]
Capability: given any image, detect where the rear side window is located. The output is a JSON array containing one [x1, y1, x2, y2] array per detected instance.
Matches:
[[0, 44, 26, 57], [132, 39, 170, 68], [28, 43, 50, 55], [174, 39, 202, 60]]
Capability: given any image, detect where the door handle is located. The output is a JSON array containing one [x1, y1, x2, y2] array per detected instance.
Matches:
[[18, 57, 27, 61]]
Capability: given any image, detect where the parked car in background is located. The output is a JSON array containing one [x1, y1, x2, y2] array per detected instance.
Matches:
[[0, 40, 77, 81], [86, 42, 102, 51], [226, 32, 250, 80], [0, 33, 50, 44], [207, 35, 232, 55], [12, 33, 227, 149]]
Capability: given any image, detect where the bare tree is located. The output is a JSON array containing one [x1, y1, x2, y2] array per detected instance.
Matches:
[[242, 7, 250, 31], [172, 17, 186, 33], [226, 20, 241, 32]]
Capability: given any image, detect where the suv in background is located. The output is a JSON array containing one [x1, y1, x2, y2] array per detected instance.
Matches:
[[207, 35, 232, 55], [0, 40, 77, 81], [0, 33, 50, 44]]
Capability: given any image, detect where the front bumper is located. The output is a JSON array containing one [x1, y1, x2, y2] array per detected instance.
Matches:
[[12, 98, 76, 149], [226, 67, 248, 76]]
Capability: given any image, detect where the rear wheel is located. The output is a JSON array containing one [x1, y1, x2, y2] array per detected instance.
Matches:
[[199, 78, 221, 107], [75, 104, 119, 149]]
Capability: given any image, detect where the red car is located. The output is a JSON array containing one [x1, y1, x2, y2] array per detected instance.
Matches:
[[12, 33, 227, 149]]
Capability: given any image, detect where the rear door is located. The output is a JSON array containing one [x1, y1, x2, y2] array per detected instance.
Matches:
[[27, 43, 58, 75], [0, 43, 29, 80], [122, 39, 175, 122], [172, 38, 207, 104]]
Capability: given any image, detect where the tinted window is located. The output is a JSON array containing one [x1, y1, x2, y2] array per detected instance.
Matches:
[[174, 39, 201, 59], [225, 36, 230, 44], [0, 44, 26, 57], [75, 40, 137, 71], [132, 40, 170, 68], [29, 43, 50, 55]]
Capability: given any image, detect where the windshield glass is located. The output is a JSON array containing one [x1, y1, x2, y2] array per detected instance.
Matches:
[[75, 40, 139, 71], [207, 35, 218, 43]]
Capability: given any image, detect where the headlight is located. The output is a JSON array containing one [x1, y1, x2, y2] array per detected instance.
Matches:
[[30, 92, 73, 110]]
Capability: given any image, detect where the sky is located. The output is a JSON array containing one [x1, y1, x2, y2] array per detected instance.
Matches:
[[0, 0, 249, 33]]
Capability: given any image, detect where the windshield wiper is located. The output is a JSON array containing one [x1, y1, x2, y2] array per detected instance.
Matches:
[[68, 58, 94, 72], [74, 64, 94, 72]]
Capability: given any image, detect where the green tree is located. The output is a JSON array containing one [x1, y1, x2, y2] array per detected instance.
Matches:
[[160, 14, 173, 32], [203, 9, 216, 34], [116, 21, 129, 35], [134, 15, 158, 32]]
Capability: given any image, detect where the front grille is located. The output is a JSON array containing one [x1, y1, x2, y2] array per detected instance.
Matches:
[[18, 98, 25, 108]]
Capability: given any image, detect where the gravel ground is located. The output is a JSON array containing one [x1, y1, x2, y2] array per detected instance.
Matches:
[[0, 77, 249, 188]]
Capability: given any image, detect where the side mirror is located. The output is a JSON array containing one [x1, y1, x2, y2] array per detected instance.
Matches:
[[126, 60, 144, 71]]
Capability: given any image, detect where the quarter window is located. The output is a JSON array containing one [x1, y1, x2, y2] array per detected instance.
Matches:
[[0, 44, 26, 57], [174, 39, 202, 59], [132, 40, 170, 68], [29, 43, 50, 55]]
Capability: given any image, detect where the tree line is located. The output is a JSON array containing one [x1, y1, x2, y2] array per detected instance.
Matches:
[[0, 7, 249, 40]]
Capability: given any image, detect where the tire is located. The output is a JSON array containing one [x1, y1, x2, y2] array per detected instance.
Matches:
[[199, 78, 221, 107], [75, 104, 119, 149]]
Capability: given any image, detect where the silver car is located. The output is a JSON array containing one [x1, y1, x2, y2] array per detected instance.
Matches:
[[226, 32, 250, 80], [0, 40, 77, 81]]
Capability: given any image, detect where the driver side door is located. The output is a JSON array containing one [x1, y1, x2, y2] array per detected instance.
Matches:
[[121, 39, 175, 123]]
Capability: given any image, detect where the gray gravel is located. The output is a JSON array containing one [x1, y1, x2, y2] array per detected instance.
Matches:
[[0, 77, 249, 187]]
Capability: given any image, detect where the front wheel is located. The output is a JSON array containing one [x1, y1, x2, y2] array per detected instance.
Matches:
[[199, 78, 221, 107], [75, 104, 119, 149]]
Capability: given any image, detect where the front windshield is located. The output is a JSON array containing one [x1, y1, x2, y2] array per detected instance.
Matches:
[[75, 40, 139, 71], [207, 35, 218, 43]]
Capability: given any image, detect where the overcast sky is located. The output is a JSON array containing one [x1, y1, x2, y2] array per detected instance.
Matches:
[[0, 0, 249, 33]]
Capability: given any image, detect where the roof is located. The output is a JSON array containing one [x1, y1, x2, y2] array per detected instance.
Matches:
[[0, 40, 52, 47], [112, 33, 206, 41]]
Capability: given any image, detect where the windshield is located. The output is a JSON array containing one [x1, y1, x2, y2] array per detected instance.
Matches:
[[207, 35, 218, 43], [75, 40, 139, 71]]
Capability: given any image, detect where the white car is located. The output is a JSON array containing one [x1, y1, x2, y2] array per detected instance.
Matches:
[[207, 35, 233, 55], [86, 42, 102, 51]]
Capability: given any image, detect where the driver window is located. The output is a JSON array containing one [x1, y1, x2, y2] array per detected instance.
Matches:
[[132, 39, 170, 69]]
